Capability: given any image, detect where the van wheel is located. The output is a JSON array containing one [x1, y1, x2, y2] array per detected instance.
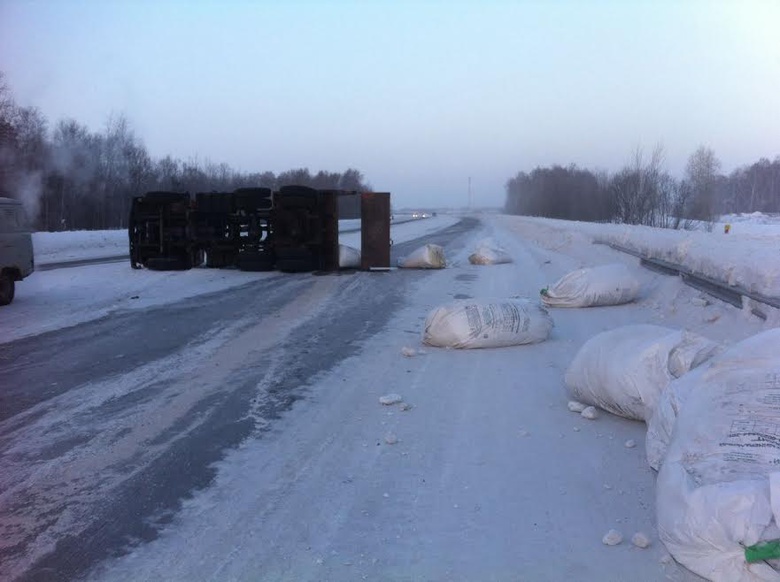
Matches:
[[0, 274, 15, 305]]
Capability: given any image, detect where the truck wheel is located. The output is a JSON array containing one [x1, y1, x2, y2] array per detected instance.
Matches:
[[0, 274, 15, 305], [237, 255, 275, 272], [144, 191, 189, 203], [190, 250, 205, 268], [145, 257, 190, 271], [276, 248, 316, 273], [276, 186, 319, 210], [277, 258, 316, 273], [205, 251, 224, 268], [234, 187, 273, 210]]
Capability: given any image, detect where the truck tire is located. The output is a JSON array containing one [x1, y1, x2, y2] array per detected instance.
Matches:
[[276, 186, 319, 210], [237, 254, 275, 272], [145, 257, 190, 271], [276, 247, 317, 273], [143, 191, 189, 203], [0, 274, 15, 305], [205, 251, 226, 268], [190, 249, 205, 268], [234, 188, 273, 210], [278, 185, 317, 196]]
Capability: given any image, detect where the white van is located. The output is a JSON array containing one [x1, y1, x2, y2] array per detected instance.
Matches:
[[0, 197, 34, 305]]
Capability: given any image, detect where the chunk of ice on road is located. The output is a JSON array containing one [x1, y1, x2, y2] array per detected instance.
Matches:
[[568, 400, 587, 413], [602, 529, 623, 546], [379, 394, 403, 406], [631, 532, 651, 548], [581, 406, 599, 420], [624, 439, 636, 448], [384, 433, 398, 445], [401, 346, 417, 357]]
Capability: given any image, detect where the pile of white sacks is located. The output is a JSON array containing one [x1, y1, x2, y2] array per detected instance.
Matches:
[[568, 325, 780, 582], [419, 241, 780, 581]]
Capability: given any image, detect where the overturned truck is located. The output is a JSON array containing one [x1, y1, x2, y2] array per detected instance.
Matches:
[[128, 186, 390, 273]]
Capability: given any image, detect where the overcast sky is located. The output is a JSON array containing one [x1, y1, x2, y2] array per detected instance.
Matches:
[[1, 0, 778, 208]]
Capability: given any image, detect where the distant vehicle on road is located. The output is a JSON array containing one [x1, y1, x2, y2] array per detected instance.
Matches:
[[0, 197, 34, 305]]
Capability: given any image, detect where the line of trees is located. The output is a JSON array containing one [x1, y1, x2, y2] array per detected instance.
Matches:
[[505, 145, 780, 228], [0, 72, 371, 231]]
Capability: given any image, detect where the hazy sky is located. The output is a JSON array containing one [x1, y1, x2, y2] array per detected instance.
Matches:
[[1, 0, 779, 208]]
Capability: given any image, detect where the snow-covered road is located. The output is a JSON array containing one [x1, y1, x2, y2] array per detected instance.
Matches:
[[86, 216, 775, 582], [2, 214, 776, 581]]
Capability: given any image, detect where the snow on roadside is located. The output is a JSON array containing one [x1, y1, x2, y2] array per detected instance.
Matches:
[[496, 215, 780, 298], [34, 230, 129, 263]]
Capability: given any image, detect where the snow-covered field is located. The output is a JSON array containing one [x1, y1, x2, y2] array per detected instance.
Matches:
[[5, 216, 459, 344], [502, 213, 780, 299]]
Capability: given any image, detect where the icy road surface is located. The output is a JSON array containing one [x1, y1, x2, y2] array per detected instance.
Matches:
[[2, 214, 774, 582]]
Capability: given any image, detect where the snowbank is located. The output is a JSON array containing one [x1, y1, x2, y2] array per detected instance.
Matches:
[[34, 230, 128, 263], [498, 215, 780, 299]]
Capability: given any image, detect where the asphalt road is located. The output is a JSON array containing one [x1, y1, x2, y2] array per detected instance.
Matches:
[[0, 217, 478, 582]]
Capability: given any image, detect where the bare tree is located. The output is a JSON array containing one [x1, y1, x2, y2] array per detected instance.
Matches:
[[0, 73, 18, 198], [610, 144, 669, 226], [684, 146, 721, 227]]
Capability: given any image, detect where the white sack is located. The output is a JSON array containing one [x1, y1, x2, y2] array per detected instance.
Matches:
[[423, 298, 553, 349], [565, 325, 717, 422], [541, 263, 640, 307], [647, 330, 777, 471], [468, 239, 512, 265], [656, 329, 780, 582], [339, 244, 361, 269], [397, 244, 446, 269]]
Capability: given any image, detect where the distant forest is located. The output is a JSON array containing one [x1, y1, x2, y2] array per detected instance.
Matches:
[[0, 72, 371, 231], [505, 144, 780, 228]]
